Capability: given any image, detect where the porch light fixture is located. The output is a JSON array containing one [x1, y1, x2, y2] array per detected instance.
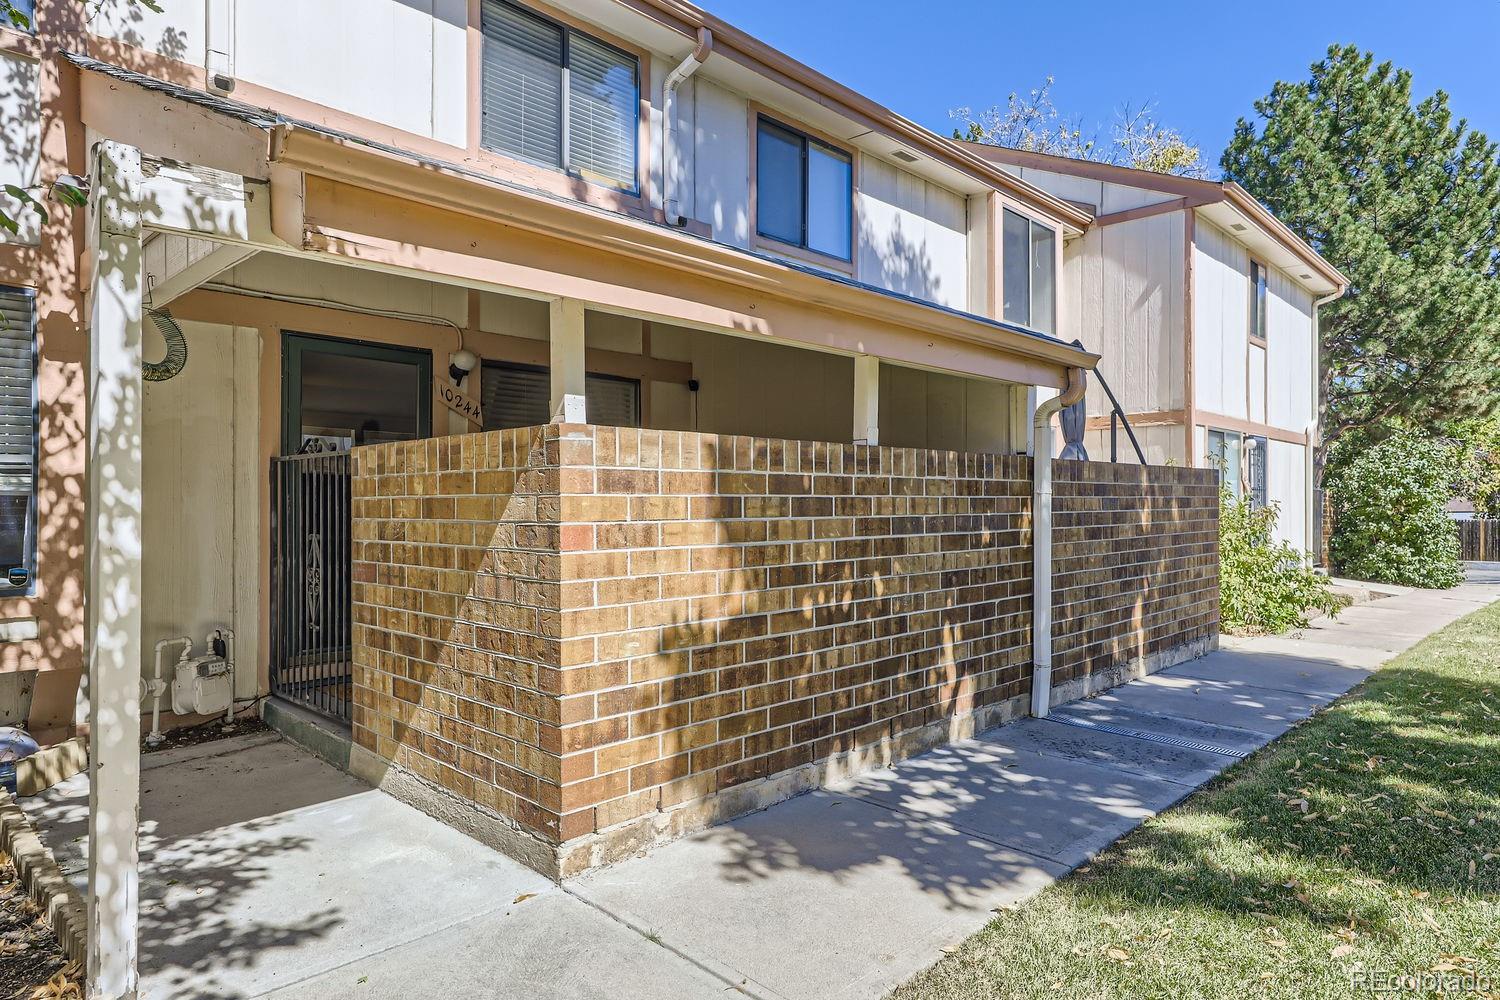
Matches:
[[449, 348, 478, 386]]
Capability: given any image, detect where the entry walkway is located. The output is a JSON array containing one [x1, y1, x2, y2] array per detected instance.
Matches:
[[24, 569, 1498, 999]]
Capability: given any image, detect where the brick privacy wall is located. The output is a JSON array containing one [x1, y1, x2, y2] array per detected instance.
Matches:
[[552, 426, 1036, 848], [349, 425, 1219, 869], [350, 428, 568, 844], [1050, 461, 1220, 691]]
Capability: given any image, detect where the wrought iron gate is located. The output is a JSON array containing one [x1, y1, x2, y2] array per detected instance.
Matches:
[[271, 451, 352, 722]]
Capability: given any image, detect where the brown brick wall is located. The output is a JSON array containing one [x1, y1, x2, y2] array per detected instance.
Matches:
[[1050, 461, 1220, 692], [350, 428, 565, 844], [551, 426, 1036, 854], [349, 425, 1219, 875]]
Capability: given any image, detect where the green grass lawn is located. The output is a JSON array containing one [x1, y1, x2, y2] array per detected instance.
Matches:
[[891, 602, 1500, 1000]]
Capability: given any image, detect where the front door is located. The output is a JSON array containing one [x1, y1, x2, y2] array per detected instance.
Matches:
[[281, 333, 432, 455], [272, 334, 432, 721]]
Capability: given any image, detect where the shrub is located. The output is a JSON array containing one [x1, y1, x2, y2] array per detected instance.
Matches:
[[1328, 432, 1464, 588], [1220, 487, 1341, 634]]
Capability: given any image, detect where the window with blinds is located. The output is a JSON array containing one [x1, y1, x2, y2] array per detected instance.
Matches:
[[481, 362, 640, 430], [0, 287, 36, 591], [480, 0, 639, 193]]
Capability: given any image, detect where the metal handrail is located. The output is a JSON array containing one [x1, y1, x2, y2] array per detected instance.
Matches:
[[1090, 368, 1147, 466]]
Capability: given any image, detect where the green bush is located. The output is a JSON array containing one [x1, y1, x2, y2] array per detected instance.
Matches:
[[1328, 432, 1464, 588], [1220, 487, 1341, 634]]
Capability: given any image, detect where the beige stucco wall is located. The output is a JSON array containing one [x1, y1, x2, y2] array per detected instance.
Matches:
[[878, 365, 1017, 454]]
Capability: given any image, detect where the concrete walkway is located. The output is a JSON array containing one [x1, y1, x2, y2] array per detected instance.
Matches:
[[23, 567, 1499, 999]]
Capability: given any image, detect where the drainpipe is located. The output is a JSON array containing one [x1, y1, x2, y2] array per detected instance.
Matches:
[[1308, 289, 1343, 564], [1031, 366, 1088, 718], [662, 27, 713, 227]]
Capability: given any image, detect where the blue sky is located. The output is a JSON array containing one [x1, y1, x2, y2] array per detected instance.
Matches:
[[703, 0, 1500, 174]]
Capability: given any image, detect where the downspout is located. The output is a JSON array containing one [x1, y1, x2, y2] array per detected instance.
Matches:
[[1308, 288, 1343, 563], [1031, 366, 1088, 718], [662, 27, 713, 227]]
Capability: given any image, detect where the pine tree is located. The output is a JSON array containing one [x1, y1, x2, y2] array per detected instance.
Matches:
[[1222, 44, 1500, 476]]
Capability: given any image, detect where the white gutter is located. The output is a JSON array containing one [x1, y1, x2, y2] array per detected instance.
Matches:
[[662, 27, 713, 227], [1030, 367, 1088, 718]]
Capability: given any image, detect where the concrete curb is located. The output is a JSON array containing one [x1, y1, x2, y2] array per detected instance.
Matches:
[[0, 788, 86, 965]]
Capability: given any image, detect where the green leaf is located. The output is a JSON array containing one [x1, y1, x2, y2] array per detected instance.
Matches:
[[51, 175, 89, 208], [0, 212, 18, 236], [2, 184, 26, 200]]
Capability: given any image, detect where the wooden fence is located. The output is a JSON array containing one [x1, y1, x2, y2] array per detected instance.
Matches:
[[1459, 519, 1500, 562]]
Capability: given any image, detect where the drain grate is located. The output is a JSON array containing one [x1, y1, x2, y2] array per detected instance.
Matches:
[[1044, 713, 1249, 759]]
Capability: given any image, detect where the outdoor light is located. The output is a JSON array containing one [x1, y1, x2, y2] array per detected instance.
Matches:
[[449, 348, 478, 385]]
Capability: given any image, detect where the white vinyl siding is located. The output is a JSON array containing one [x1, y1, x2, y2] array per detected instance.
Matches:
[[1192, 221, 1250, 419], [480, 0, 639, 191], [0, 287, 35, 590], [1266, 268, 1315, 433]]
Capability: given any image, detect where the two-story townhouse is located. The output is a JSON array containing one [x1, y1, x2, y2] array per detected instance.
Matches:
[[964, 146, 1348, 556], [1, 4, 1232, 991], [1, 0, 1101, 742]]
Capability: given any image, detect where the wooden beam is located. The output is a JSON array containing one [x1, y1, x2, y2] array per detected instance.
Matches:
[[1194, 410, 1311, 446], [1091, 196, 1203, 229], [852, 355, 879, 445]]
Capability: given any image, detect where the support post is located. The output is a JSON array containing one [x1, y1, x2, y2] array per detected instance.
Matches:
[[85, 140, 144, 1000], [1009, 385, 1033, 455], [852, 354, 879, 445], [549, 297, 587, 424]]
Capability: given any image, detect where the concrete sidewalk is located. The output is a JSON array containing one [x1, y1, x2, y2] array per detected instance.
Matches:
[[23, 567, 1498, 999], [27, 737, 729, 1000]]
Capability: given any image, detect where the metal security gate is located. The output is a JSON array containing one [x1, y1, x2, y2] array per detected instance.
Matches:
[[271, 452, 352, 722]]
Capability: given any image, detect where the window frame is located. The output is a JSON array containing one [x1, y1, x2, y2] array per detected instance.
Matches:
[[1248, 259, 1268, 347], [478, 0, 644, 197], [751, 111, 857, 270], [999, 205, 1059, 335], [0, 285, 37, 596]]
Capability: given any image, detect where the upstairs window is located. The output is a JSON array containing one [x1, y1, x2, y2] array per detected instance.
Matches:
[[755, 117, 853, 262], [1002, 208, 1056, 334], [480, 0, 640, 192], [1249, 260, 1268, 343], [0, 287, 35, 593]]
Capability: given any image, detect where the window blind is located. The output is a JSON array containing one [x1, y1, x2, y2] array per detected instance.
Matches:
[[482, 362, 550, 430], [0, 288, 35, 582], [480, 0, 564, 170], [585, 374, 639, 428], [567, 33, 638, 190], [482, 362, 640, 430]]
